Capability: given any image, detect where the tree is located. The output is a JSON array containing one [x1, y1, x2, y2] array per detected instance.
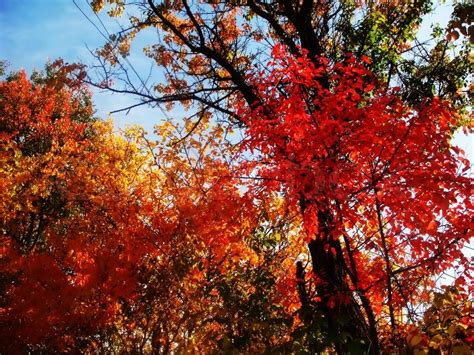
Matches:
[[0, 66, 301, 352], [406, 286, 472, 353], [238, 44, 472, 352], [0, 67, 153, 351], [89, 0, 473, 352], [89, 119, 302, 353]]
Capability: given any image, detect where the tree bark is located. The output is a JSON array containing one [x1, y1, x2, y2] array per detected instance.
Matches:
[[300, 200, 380, 354]]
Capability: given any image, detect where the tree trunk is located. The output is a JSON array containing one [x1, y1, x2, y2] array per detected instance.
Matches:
[[299, 202, 380, 354]]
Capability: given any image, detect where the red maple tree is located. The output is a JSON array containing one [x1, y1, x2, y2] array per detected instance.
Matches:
[[237, 44, 472, 351]]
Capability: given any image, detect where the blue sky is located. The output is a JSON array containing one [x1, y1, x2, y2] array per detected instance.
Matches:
[[0, 0, 160, 130], [0, 0, 471, 162], [0, 1, 95, 69]]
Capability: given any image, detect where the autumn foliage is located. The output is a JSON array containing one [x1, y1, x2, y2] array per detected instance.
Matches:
[[0, 69, 300, 352], [1, 52, 472, 353], [237, 44, 473, 351], [0, 68, 149, 349], [1, 0, 474, 353]]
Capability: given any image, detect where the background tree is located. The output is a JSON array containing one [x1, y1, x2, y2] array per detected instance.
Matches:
[[89, 119, 302, 353], [1, 66, 302, 352], [0, 67, 154, 351]]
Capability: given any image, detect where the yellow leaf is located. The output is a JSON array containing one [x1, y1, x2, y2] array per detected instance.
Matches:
[[409, 334, 422, 347], [428, 334, 444, 349]]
